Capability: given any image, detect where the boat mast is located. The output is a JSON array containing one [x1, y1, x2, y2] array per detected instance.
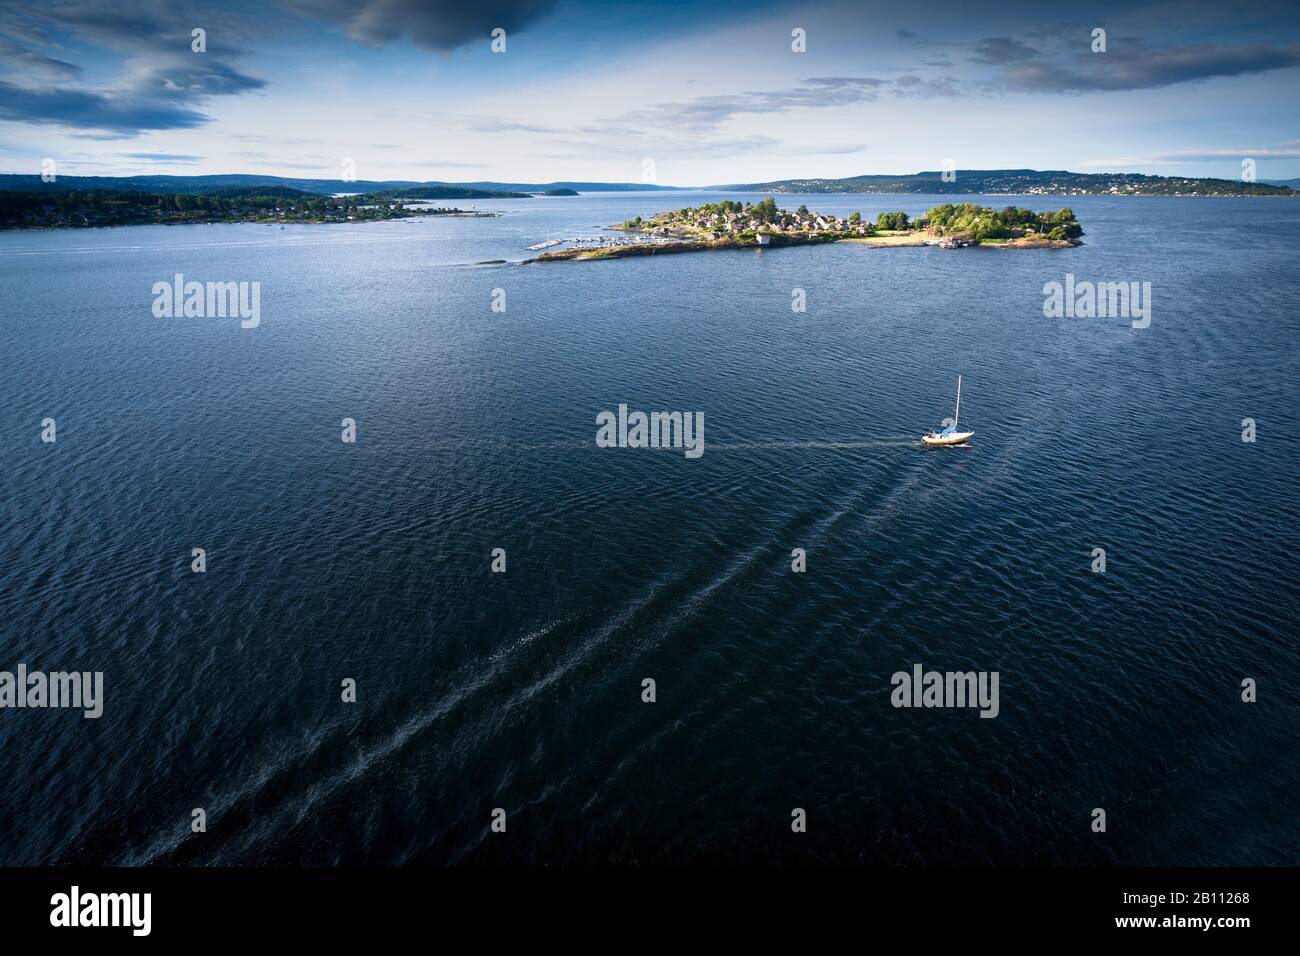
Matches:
[[954, 375, 961, 429]]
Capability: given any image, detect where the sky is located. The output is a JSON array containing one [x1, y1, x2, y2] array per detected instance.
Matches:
[[1, 0, 1298, 185]]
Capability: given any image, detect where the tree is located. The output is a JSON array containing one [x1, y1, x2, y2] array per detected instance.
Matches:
[[877, 211, 908, 230]]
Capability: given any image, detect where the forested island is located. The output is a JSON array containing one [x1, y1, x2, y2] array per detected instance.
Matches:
[[529, 199, 1083, 261], [0, 186, 499, 229]]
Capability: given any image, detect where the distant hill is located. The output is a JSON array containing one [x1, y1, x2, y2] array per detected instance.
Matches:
[[5, 169, 1292, 199], [362, 186, 532, 200], [709, 169, 1297, 197], [453, 181, 661, 193], [0, 174, 679, 195]]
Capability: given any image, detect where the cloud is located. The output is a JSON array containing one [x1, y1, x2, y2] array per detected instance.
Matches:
[[0, 80, 211, 133], [0, 1, 265, 133], [0, 36, 83, 81], [1081, 139, 1300, 165], [284, 0, 559, 51], [120, 151, 204, 161], [0, 52, 265, 134], [231, 133, 321, 146], [892, 74, 960, 97], [4, 0, 261, 56], [456, 115, 560, 135], [1083, 140, 1300, 165], [1161, 142, 1300, 160], [118, 54, 265, 99], [970, 36, 1038, 66], [616, 76, 889, 133], [996, 39, 1300, 92]]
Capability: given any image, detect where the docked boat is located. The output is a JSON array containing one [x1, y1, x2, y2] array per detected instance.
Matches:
[[921, 375, 974, 446]]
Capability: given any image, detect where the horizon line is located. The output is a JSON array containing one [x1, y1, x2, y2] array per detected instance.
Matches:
[[1, 167, 1295, 189]]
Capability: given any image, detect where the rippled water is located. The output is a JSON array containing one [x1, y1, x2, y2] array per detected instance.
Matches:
[[1, 192, 1296, 865]]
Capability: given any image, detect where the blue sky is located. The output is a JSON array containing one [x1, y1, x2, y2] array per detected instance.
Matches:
[[1, 0, 1298, 184]]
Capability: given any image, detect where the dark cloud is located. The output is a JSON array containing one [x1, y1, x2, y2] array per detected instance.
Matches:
[[892, 74, 959, 97], [0, 80, 210, 132], [0, 0, 264, 133], [0, 35, 83, 81], [284, 0, 558, 51], [970, 36, 1038, 65], [0, 52, 265, 133], [126, 56, 266, 99], [2, 0, 261, 56], [1003, 41, 1300, 91]]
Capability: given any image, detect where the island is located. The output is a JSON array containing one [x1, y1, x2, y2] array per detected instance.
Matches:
[[0, 186, 502, 229], [527, 199, 1083, 261], [538, 188, 579, 196]]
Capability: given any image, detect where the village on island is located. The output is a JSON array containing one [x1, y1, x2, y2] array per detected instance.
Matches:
[[527, 198, 1083, 261]]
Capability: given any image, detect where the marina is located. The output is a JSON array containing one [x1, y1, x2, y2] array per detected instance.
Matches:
[[526, 233, 692, 254]]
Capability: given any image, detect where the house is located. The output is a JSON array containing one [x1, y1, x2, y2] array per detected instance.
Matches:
[[756, 233, 771, 245]]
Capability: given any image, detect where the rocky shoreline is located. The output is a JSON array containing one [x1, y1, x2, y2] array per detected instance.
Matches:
[[525, 232, 833, 263], [525, 230, 1077, 263]]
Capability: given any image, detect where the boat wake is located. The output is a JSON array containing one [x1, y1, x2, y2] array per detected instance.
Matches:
[[707, 438, 918, 450]]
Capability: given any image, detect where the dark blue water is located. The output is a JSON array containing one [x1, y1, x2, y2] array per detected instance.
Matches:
[[1, 193, 1296, 865]]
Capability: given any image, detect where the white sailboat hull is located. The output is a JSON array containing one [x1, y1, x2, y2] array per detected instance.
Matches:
[[921, 430, 974, 446]]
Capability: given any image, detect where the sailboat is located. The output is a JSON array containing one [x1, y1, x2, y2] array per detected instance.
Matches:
[[921, 375, 975, 446]]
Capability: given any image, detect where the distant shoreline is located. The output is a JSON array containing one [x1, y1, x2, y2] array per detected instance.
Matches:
[[0, 210, 499, 231], [3, 169, 1293, 198], [0, 184, 503, 231]]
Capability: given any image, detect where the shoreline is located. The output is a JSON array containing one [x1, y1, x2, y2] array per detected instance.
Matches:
[[0, 210, 500, 232], [841, 234, 1078, 249], [526, 233, 834, 263], [527, 230, 1078, 263]]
